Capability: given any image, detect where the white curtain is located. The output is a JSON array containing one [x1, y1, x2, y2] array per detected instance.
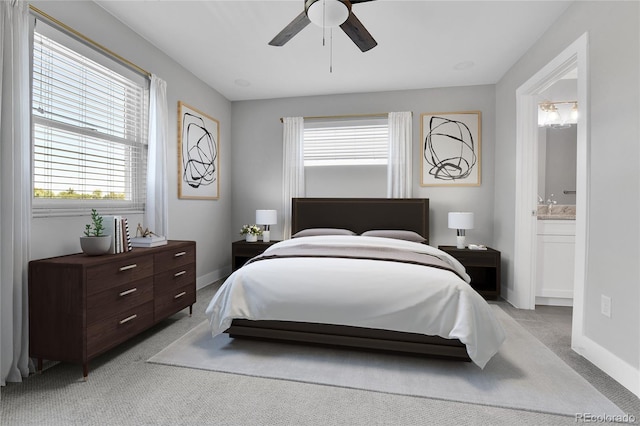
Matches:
[[0, 0, 32, 385], [281, 117, 305, 239], [145, 75, 169, 238], [387, 111, 413, 198]]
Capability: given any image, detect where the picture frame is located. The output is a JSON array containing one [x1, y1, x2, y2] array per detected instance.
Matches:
[[420, 111, 481, 187], [177, 101, 220, 199]]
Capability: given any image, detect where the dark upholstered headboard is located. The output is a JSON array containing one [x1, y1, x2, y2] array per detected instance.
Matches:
[[291, 198, 430, 244]]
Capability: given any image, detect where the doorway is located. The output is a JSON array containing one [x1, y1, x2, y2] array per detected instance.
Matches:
[[513, 33, 588, 350], [536, 76, 578, 307]]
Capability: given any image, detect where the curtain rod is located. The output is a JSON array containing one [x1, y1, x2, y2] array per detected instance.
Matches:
[[279, 112, 393, 123], [29, 5, 152, 79]]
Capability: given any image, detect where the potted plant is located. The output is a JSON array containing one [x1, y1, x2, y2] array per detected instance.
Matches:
[[240, 224, 263, 242], [80, 209, 112, 255]]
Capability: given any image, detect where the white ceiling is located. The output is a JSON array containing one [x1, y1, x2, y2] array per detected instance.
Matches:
[[95, 0, 573, 101]]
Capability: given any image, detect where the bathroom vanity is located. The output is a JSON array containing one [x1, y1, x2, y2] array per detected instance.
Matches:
[[536, 205, 575, 306]]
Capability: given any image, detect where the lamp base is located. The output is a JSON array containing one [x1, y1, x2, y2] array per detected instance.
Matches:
[[262, 230, 271, 243], [456, 235, 466, 249]]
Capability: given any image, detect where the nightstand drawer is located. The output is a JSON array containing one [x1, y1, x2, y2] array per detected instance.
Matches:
[[449, 250, 498, 267], [232, 240, 280, 270], [86, 256, 153, 296]]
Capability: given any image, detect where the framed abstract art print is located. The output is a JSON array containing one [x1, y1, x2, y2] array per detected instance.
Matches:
[[420, 111, 481, 187], [177, 101, 220, 199]]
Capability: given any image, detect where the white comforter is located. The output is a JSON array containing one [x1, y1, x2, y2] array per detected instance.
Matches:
[[205, 235, 505, 368]]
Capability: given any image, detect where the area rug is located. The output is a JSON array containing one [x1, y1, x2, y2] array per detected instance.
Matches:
[[148, 306, 624, 417]]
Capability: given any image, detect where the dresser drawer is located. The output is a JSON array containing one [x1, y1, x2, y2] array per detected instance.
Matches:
[[87, 301, 154, 358], [154, 283, 196, 321], [154, 265, 196, 295], [154, 243, 195, 274], [86, 277, 154, 325], [86, 255, 153, 296]]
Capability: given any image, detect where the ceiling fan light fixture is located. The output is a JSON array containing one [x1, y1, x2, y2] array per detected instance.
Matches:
[[307, 0, 349, 28]]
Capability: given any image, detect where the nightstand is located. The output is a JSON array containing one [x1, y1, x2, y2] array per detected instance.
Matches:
[[438, 246, 501, 300], [232, 240, 280, 271]]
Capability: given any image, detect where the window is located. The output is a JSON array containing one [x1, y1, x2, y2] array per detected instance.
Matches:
[[303, 117, 388, 197], [32, 19, 149, 216], [304, 118, 388, 166]]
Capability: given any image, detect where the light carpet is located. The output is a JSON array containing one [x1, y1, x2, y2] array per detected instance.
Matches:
[[148, 306, 623, 417]]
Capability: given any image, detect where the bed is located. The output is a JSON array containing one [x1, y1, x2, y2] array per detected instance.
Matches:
[[205, 198, 505, 368]]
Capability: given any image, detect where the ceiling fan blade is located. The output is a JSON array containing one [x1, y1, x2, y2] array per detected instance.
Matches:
[[349, 0, 376, 3], [339, 11, 377, 52], [269, 11, 311, 46]]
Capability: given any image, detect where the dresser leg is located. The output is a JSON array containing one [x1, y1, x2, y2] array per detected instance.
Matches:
[[37, 358, 43, 374], [83, 363, 88, 380], [189, 305, 193, 317]]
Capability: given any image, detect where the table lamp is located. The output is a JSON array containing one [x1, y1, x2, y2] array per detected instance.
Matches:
[[448, 212, 474, 249], [256, 209, 277, 242]]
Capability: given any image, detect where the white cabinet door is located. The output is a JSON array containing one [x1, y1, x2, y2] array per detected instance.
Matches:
[[536, 220, 575, 306]]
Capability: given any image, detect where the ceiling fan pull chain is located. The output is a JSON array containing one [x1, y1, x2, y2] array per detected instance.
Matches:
[[322, 0, 326, 46], [330, 27, 334, 73]]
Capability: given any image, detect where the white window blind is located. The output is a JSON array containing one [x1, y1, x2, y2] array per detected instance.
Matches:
[[32, 19, 149, 216], [304, 118, 388, 166]]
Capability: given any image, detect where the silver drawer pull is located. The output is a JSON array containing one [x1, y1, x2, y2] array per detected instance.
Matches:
[[119, 314, 137, 324], [174, 291, 186, 299], [119, 288, 137, 297], [119, 264, 137, 272], [174, 251, 187, 258], [174, 270, 186, 277]]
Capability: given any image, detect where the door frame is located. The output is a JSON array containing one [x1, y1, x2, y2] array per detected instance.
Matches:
[[513, 33, 589, 349]]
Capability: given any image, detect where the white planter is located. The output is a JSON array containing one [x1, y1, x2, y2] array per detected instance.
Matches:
[[245, 234, 258, 242], [80, 235, 112, 256]]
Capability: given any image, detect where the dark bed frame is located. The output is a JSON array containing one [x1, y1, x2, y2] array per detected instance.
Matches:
[[225, 198, 471, 362]]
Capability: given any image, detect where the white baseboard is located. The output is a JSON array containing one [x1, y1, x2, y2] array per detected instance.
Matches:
[[196, 265, 231, 290], [572, 334, 639, 397], [535, 296, 573, 307]]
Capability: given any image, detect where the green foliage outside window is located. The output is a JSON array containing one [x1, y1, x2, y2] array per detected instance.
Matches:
[[34, 188, 125, 200]]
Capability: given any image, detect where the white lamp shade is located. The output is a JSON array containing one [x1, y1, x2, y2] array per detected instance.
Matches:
[[256, 209, 277, 225], [448, 212, 474, 230], [307, 0, 349, 28]]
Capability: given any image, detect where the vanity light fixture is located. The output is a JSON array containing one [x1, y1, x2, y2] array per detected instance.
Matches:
[[538, 100, 578, 128]]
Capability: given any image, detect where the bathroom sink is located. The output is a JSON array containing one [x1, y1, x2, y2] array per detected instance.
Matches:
[[537, 204, 576, 220]]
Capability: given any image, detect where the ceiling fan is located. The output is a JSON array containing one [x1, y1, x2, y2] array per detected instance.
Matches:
[[269, 0, 378, 52]]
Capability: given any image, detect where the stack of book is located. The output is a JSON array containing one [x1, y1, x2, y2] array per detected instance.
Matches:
[[130, 235, 167, 248], [103, 216, 133, 254]]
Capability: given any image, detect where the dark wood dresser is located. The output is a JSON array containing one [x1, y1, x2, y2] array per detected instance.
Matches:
[[29, 240, 196, 379]]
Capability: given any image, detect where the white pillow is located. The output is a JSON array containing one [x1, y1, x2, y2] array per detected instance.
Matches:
[[292, 228, 356, 238], [361, 230, 426, 243]]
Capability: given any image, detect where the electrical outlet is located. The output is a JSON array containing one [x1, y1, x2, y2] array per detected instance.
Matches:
[[601, 295, 611, 318]]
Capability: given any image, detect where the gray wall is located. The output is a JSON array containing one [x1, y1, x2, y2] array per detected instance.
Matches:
[[29, 1, 233, 287], [230, 85, 496, 248], [495, 1, 639, 366]]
